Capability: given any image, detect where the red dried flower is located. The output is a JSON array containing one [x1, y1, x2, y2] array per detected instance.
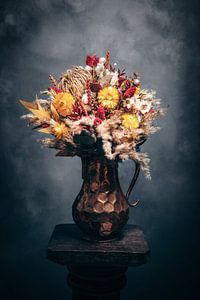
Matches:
[[87, 80, 92, 105], [97, 104, 105, 120], [41, 123, 50, 128], [86, 54, 99, 67], [68, 104, 82, 120], [124, 86, 136, 98], [48, 86, 63, 93], [78, 99, 88, 116], [94, 118, 103, 126]]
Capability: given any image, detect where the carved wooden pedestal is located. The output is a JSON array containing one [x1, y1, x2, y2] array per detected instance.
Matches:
[[47, 224, 149, 299]]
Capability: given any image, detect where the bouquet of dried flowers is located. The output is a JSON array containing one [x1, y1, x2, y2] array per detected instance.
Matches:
[[20, 51, 165, 179]]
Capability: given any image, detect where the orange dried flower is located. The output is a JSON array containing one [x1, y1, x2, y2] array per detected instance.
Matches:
[[51, 122, 69, 140], [53, 92, 75, 117]]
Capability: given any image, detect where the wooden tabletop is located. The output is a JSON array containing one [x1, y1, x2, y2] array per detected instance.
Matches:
[[47, 224, 150, 267]]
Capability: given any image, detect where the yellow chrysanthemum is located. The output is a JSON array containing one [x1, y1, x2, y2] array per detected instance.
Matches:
[[121, 113, 139, 130], [51, 122, 69, 140], [53, 92, 75, 117], [98, 86, 119, 109]]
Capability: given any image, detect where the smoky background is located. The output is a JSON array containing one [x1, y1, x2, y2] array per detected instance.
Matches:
[[0, 0, 199, 299]]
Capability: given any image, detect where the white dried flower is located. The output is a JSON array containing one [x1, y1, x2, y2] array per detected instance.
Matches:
[[85, 65, 92, 71], [95, 63, 105, 77], [134, 98, 152, 114], [99, 57, 106, 63], [82, 93, 88, 104], [105, 69, 111, 76], [110, 71, 118, 86], [133, 78, 140, 85]]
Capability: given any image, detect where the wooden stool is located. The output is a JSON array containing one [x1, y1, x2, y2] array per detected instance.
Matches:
[[47, 224, 149, 299]]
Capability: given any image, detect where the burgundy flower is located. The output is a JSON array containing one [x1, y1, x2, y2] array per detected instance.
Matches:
[[118, 77, 126, 87], [97, 104, 105, 120], [124, 86, 136, 98], [48, 86, 63, 93], [86, 55, 99, 67], [90, 82, 102, 92]]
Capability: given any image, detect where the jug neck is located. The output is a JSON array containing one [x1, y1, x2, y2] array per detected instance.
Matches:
[[81, 156, 120, 191]]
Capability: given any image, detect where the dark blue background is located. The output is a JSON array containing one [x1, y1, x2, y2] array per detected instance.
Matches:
[[0, 0, 199, 299]]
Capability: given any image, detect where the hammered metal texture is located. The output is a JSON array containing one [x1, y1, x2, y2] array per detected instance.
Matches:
[[72, 157, 129, 240]]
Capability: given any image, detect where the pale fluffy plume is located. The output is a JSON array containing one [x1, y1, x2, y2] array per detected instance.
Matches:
[[97, 115, 152, 178], [65, 116, 95, 135], [39, 138, 77, 152], [120, 151, 151, 180]]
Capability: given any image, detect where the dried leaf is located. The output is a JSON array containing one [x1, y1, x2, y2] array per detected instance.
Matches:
[[50, 103, 59, 122], [38, 127, 52, 134], [20, 100, 37, 110], [35, 95, 42, 110], [56, 150, 69, 156], [56, 150, 75, 156], [29, 108, 51, 121]]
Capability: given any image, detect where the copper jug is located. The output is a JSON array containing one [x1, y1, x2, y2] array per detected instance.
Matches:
[[72, 155, 140, 240]]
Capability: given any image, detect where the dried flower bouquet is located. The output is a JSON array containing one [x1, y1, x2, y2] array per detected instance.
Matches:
[[20, 51, 165, 179]]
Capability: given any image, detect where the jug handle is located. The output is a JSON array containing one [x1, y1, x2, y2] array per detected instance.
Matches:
[[125, 160, 140, 207]]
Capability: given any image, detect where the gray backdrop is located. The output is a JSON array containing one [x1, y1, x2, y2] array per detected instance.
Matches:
[[0, 0, 199, 299]]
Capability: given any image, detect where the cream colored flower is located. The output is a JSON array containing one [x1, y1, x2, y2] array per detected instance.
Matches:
[[110, 71, 119, 86], [95, 62, 105, 78], [134, 97, 152, 114], [124, 95, 152, 115]]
